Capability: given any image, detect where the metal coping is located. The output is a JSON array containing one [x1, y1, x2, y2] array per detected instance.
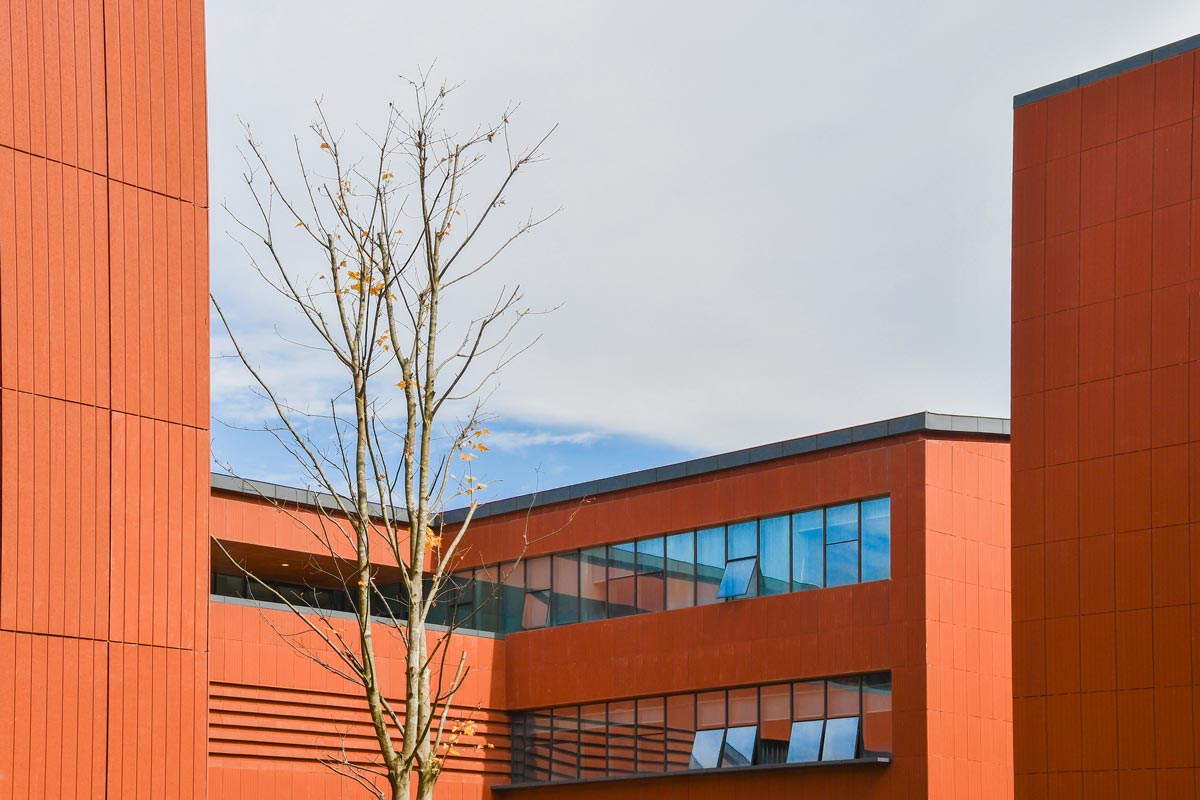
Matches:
[[1014, 32, 1200, 109], [210, 411, 1008, 525]]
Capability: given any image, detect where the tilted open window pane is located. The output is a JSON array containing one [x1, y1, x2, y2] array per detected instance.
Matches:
[[688, 728, 724, 770], [721, 725, 758, 767], [522, 589, 551, 630], [860, 497, 891, 582], [716, 556, 757, 599], [825, 540, 859, 587], [821, 716, 860, 761], [826, 503, 859, 544], [787, 719, 825, 763]]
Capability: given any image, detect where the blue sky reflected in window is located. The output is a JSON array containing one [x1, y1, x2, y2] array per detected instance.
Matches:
[[727, 521, 757, 559], [689, 728, 724, 770], [787, 719, 824, 763], [821, 716, 859, 761], [825, 541, 858, 587], [716, 557, 757, 598], [721, 726, 757, 767], [792, 510, 824, 590], [826, 503, 859, 544], [861, 498, 891, 581]]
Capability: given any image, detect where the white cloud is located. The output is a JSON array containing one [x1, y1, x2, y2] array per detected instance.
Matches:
[[207, 0, 1200, 459], [486, 430, 604, 451]]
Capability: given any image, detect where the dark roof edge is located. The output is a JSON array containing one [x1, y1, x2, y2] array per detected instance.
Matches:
[[209, 473, 410, 525], [210, 412, 1008, 525], [444, 411, 1008, 523], [1014, 32, 1200, 109]]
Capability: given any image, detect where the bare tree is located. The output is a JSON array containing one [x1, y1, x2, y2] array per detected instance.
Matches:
[[212, 77, 556, 800]]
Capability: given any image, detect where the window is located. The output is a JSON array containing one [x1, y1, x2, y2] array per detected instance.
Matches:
[[665, 532, 696, 610], [636, 537, 666, 614], [607, 544, 637, 618], [512, 672, 888, 786], [825, 503, 860, 587], [716, 556, 757, 599], [759, 515, 790, 596], [500, 561, 525, 634], [721, 726, 758, 767], [523, 556, 552, 630], [552, 552, 580, 626], [861, 497, 891, 582], [696, 527, 725, 605], [792, 510, 824, 590], [580, 547, 608, 622]]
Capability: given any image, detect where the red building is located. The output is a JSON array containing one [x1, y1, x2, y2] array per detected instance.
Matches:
[[206, 413, 1012, 799], [1010, 32, 1200, 800]]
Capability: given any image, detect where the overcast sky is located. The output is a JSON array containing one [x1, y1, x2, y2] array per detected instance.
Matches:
[[206, 0, 1200, 499]]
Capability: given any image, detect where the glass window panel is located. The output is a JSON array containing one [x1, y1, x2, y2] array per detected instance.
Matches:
[[576, 705, 604, 777], [696, 527, 725, 606], [728, 687, 757, 726], [608, 543, 636, 579], [527, 710, 554, 783], [551, 552, 580, 626], [727, 521, 757, 559], [607, 575, 636, 619], [759, 515, 790, 596], [551, 706, 579, 780], [522, 589, 551, 630], [688, 728, 724, 770], [636, 572, 665, 614], [636, 537, 665, 573], [579, 703, 607, 778], [721, 725, 758, 768], [213, 573, 248, 599], [608, 700, 637, 775], [827, 677, 861, 717], [821, 716, 860, 761], [716, 556, 757, 599], [499, 562, 524, 634], [526, 556, 552, 591], [826, 503, 859, 544], [787, 719, 825, 764], [826, 540, 859, 587], [636, 696, 666, 773], [665, 532, 696, 610], [473, 567, 500, 633], [862, 673, 893, 755], [861, 497, 891, 582], [666, 694, 695, 772], [697, 690, 726, 729], [793, 681, 825, 721], [759, 684, 791, 753], [792, 510, 824, 590], [579, 546, 608, 622]]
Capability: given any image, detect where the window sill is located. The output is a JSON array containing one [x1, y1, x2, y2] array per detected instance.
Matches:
[[493, 755, 891, 791]]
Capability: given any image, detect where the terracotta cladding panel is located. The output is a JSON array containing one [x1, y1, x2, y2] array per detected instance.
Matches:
[[1013, 48, 1200, 797], [0, 151, 110, 402], [103, 0, 207, 203], [105, 643, 207, 800], [0, 0, 107, 171], [0, 631, 109, 800], [108, 181, 207, 425], [109, 413, 208, 649], [0, 391, 111, 639]]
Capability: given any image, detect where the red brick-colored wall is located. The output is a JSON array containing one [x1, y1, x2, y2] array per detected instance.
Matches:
[[208, 601, 509, 800], [1011, 48, 1200, 797], [0, 1, 210, 797]]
